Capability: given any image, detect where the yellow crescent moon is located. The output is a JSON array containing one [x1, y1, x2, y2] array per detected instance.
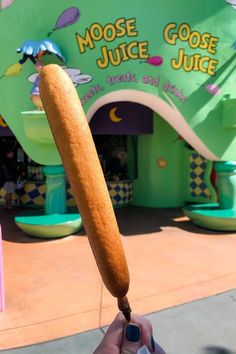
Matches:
[[0, 115, 7, 127], [109, 107, 122, 123]]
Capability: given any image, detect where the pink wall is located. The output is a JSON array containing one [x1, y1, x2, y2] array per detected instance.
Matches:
[[0, 226, 5, 311]]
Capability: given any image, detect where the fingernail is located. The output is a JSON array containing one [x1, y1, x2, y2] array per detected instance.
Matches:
[[151, 336, 156, 352], [125, 324, 141, 342]]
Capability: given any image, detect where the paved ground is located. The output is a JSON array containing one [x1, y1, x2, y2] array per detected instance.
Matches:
[[0, 205, 236, 353], [1, 289, 236, 354]]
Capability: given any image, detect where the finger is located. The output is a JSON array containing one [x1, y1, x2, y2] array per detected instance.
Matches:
[[130, 314, 166, 353], [130, 314, 153, 351], [94, 313, 126, 354], [103, 312, 126, 347], [121, 323, 142, 354]]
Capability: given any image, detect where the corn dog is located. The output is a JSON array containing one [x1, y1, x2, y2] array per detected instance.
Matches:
[[39, 64, 131, 321]]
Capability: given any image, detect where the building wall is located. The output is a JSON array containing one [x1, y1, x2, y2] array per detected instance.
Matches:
[[133, 113, 186, 207]]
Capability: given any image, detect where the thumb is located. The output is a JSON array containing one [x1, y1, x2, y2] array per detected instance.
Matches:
[[121, 323, 142, 354]]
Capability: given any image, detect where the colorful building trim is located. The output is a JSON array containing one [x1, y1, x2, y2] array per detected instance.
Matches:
[[0, 181, 133, 209]]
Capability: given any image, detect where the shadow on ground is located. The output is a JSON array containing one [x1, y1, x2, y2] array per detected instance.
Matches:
[[0, 205, 233, 244], [203, 346, 236, 354], [115, 206, 233, 237]]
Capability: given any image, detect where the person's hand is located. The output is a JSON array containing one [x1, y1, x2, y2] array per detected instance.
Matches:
[[93, 312, 166, 354]]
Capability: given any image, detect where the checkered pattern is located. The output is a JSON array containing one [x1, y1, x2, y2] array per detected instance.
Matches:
[[10, 181, 133, 208], [66, 186, 76, 207], [21, 183, 46, 206], [108, 181, 133, 207], [61, 182, 133, 208], [65, 182, 133, 208], [189, 152, 211, 198]]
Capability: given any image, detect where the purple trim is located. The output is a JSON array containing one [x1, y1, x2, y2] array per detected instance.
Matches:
[[90, 102, 153, 135], [0, 126, 13, 137]]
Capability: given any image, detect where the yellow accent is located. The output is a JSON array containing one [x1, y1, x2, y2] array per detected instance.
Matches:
[[195, 166, 203, 175], [203, 188, 211, 197], [195, 187, 202, 196], [0, 115, 7, 127], [157, 158, 168, 168], [195, 156, 203, 165], [38, 184, 46, 194], [109, 189, 117, 197], [109, 107, 122, 123], [24, 183, 35, 193], [21, 194, 31, 203], [4, 63, 22, 77], [195, 176, 202, 185], [33, 195, 45, 205], [67, 199, 76, 206], [119, 190, 125, 198]]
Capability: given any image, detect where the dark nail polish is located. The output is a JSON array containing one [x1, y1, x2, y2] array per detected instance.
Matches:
[[151, 336, 156, 352], [125, 324, 141, 342]]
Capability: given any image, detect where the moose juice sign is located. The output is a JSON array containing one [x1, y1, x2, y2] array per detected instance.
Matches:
[[76, 18, 149, 69]]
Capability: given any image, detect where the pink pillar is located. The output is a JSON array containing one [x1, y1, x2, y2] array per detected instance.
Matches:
[[0, 225, 5, 311]]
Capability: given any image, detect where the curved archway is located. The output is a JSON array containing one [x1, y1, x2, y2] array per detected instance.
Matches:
[[87, 89, 218, 161]]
